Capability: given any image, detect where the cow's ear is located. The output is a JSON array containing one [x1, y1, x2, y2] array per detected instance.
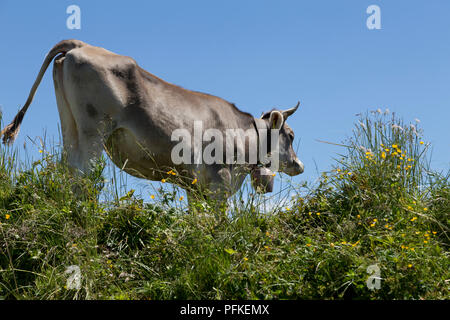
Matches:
[[268, 111, 284, 130]]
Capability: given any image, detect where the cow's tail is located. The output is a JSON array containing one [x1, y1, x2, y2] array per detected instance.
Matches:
[[1, 39, 86, 144]]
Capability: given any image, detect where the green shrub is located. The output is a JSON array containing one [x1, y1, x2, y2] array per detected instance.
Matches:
[[0, 111, 448, 299]]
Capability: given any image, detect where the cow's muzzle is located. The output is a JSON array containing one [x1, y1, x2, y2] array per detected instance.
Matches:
[[285, 158, 304, 176]]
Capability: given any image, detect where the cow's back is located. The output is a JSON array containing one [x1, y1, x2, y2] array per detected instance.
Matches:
[[53, 42, 254, 182]]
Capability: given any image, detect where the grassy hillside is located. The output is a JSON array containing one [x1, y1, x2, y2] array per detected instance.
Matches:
[[0, 111, 448, 300]]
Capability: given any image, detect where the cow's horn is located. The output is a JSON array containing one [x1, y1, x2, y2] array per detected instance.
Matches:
[[282, 101, 300, 119]]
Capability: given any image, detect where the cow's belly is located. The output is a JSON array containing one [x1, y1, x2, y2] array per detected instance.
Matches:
[[105, 127, 188, 181]]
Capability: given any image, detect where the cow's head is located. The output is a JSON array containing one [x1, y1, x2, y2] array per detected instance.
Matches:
[[261, 102, 304, 176]]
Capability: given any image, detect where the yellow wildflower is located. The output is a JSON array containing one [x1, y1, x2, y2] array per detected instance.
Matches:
[[5, 214, 10, 220], [410, 217, 417, 222], [161, 179, 166, 183], [381, 152, 386, 159], [306, 243, 312, 247], [408, 264, 413, 268], [423, 207, 428, 212], [392, 144, 398, 149], [179, 196, 184, 201], [192, 178, 198, 184], [150, 195, 155, 199], [420, 141, 424, 145], [243, 257, 248, 261]]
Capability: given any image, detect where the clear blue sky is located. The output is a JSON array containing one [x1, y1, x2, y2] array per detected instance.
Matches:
[[0, 0, 449, 197]]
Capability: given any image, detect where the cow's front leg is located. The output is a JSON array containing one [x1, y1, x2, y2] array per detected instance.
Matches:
[[204, 167, 232, 215], [186, 166, 231, 213]]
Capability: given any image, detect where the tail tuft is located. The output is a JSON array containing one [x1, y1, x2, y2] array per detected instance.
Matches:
[[1, 110, 24, 144]]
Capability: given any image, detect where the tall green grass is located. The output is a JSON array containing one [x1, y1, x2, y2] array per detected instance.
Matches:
[[0, 111, 448, 299]]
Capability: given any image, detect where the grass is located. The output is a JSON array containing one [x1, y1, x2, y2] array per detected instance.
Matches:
[[0, 110, 448, 300]]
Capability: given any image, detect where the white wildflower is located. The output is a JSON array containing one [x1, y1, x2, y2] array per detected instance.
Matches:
[[410, 124, 418, 136]]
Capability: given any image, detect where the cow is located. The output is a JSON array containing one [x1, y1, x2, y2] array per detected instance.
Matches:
[[1, 40, 304, 203]]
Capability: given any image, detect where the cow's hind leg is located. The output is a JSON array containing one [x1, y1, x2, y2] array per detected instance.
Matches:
[[53, 56, 105, 199], [53, 56, 82, 173]]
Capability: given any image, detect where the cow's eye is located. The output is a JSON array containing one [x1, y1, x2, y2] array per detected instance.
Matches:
[[289, 133, 294, 141]]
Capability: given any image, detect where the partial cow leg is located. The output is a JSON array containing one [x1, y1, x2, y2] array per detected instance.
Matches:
[[53, 56, 82, 173], [184, 166, 230, 214], [75, 130, 106, 174], [53, 57, 105, 200], [206, 167, 233, 215]]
